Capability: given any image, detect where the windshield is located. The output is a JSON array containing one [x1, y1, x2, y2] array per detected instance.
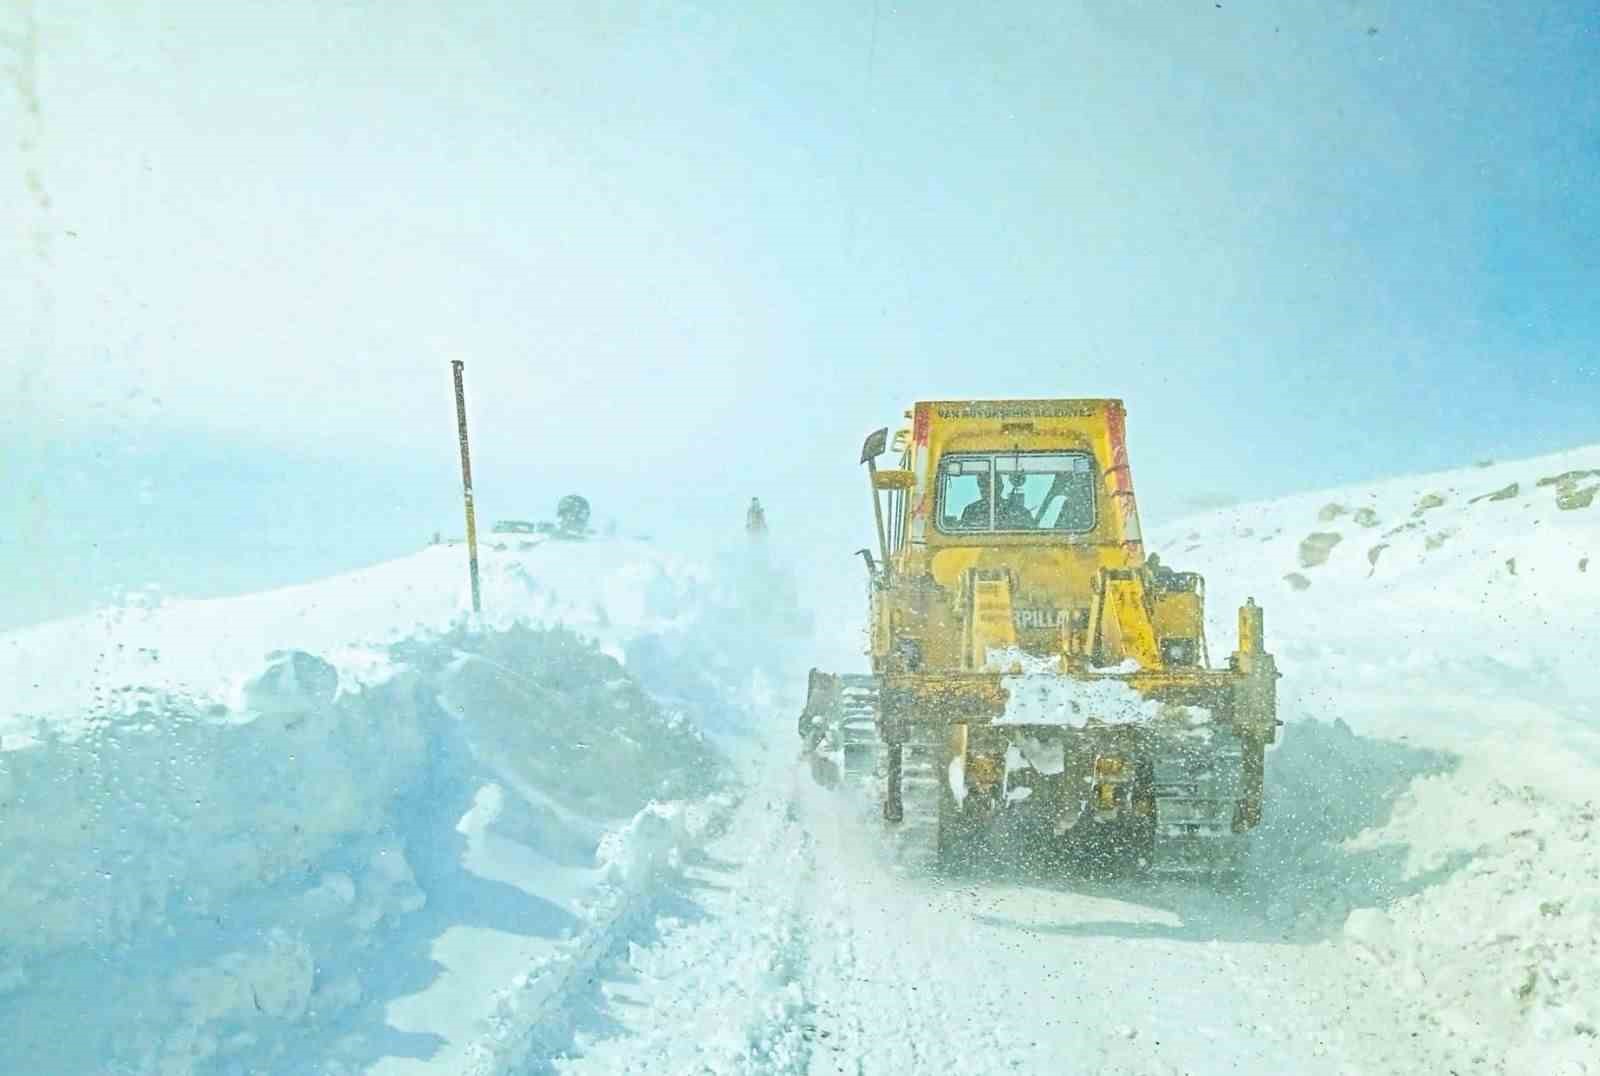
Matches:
[[5, 4, 1593, 1074], [936, 452, 1096, 534]]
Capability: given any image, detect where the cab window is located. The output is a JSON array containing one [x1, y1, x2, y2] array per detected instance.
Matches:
[[935, 452, 1096, 534]]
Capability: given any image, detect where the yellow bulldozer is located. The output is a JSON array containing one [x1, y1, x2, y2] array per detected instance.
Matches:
[[799, 399, 1280, 875]]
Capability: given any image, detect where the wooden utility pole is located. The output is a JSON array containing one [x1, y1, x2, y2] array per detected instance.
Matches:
[[451, 360, 482, 613]]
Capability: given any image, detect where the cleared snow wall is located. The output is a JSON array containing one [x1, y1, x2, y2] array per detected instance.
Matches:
[[0, 624, 722, 1075]]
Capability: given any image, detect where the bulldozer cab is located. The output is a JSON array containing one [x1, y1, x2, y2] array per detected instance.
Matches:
[[860, 400, 1157, 666], [865, 399, 1145, 561]]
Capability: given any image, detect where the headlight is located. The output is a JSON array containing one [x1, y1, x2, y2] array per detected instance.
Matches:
[[1159, 638, 1199, 666]]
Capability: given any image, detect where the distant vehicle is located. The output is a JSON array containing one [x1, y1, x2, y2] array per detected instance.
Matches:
[[483, 498, 596, 550], [488, 519, 543, 551]]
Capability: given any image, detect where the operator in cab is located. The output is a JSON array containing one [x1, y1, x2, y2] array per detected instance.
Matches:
[[958, 470, 1036, 530]]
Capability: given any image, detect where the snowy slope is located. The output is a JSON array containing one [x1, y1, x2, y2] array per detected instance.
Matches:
[[1146, 443, 1600, 1074], [1151, 442, 1600, 710]]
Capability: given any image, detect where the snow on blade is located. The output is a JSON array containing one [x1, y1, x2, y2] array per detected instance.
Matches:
[[947, 754, 967, 805], [1005, 735, 1066, 776], [985, 647, 1209, 727]]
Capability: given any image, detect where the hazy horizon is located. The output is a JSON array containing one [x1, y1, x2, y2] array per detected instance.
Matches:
[[5, 0, 1597, 629]]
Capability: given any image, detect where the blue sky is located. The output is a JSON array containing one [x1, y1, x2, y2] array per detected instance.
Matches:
[[3, 0, 1597, 629]]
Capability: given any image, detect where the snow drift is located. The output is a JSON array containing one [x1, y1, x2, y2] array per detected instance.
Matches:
[[0, 537, 805, 1075]]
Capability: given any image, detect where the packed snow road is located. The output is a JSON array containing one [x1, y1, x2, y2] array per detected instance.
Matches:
[[546, 731, 1426, 1076]]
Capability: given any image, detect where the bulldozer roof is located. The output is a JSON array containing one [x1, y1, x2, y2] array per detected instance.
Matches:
[[909, 399, 1130, 451], [915, 398, 1124, 418]]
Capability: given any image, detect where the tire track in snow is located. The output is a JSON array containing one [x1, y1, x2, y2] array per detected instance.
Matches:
[[547, 750, 823, 1075], [788, 764, 1366, 1076], [542, 738, 1399, 1076], [793, 781, 1037, 1073], [439, 796, 740, 1076]]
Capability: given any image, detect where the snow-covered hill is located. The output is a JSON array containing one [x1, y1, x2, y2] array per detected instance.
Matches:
[[1147, 443, 1600, 1074], [1152, 442, 1600, 704]]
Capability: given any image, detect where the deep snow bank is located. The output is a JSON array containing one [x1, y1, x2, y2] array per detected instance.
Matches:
[[0, 628, 722, 1075], [0, 536, 805, 1074], [1149, 442, 1600, 1071]]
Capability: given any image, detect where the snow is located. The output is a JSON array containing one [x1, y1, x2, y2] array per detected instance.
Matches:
[[1005, 734, 1066, 776], [0, 539, 711, 745], [0, 537, 784, 1075], [4, 441, 1600, 1075], [947, 754, 966, 804], [986, 648, 1211, 728], [1145, 441, 1600, 1074], [995, 665, 1163, 726]]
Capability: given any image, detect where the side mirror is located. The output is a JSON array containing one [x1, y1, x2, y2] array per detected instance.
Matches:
[[860, 427, 892, 577], [860, 428, 889, 464]]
